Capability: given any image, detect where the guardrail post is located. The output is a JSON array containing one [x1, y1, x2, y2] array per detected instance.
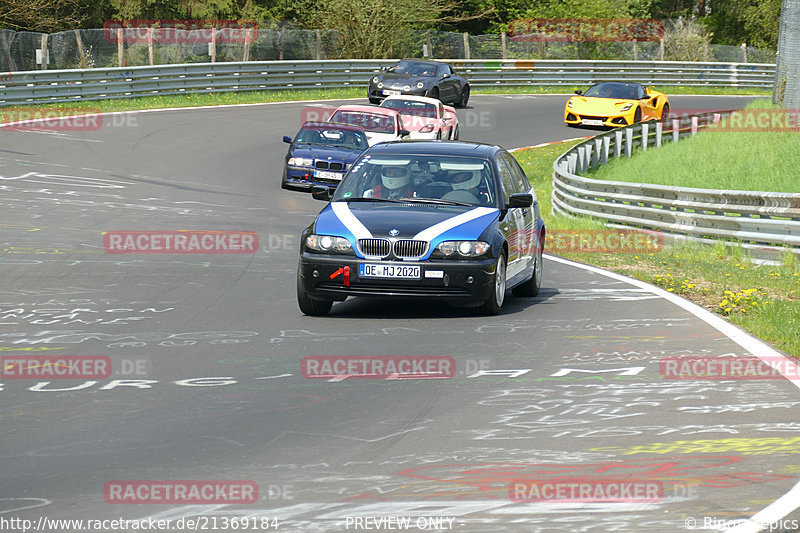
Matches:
[[655, 121, 662, 147], [672, 119, 679, 142], [691, 116, 699, 136], [602, 136, 610, 165], [576, 147, 586, 172], [625, 127, 633, 157], [614, 130, 623, 158], [592, 138, 602, 168], [583, 144, 593, 171], [568, 153, 577, 174], [641, 123, 649, 151]]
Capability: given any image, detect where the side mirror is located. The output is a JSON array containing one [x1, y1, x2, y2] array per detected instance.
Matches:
[[508, 193, 533, 208], [312, 186, 333, 201], [380, 66, 387, 72], [574, 89, 583, 95], [399, 129, 410, 138], [283, 136, 292, 144], [441, 73, 451, 79]]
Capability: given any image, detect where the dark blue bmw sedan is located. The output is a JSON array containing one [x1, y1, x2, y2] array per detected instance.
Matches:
[[282, 122, 369, 191], [296, 140, 545, 315]]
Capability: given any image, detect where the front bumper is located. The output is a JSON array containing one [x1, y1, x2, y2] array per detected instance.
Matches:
[[564, 110, 633, 127], [368, 86, 429, 101], [283, 166, 344, 190], [298, 253, 496, 305]]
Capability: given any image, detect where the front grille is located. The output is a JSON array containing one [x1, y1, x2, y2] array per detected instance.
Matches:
[[580, 115, 608, 121], [329, 162, 344, 171], [394, 239, 428, 258], [358, 238, 391, 257], [315, 160, 329, 170]]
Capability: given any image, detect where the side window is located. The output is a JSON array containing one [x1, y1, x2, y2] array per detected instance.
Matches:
[[496, 157, 517, 201], [504, 153, 531, 193], [438, 65, 448, 78]]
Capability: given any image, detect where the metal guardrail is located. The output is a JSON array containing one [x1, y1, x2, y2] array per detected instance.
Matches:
[[552, 112, 800, 257], [1, 59, 775, 106]]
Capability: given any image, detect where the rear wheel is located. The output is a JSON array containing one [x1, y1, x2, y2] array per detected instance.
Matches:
[[478, 254, 506, 315], [297, 264, 332, 316], [456, 85, 470, 108], [512, 242, 542, 297]]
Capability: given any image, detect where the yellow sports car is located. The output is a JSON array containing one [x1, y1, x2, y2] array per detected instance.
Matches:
[[564, 82, 670, 128]]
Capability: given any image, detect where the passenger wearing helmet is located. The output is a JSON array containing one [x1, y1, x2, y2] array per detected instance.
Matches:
[[366, 166, 418, 200], [449, 170, 490, 204]]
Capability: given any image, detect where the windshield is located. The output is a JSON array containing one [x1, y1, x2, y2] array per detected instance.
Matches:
[[381, 99, 438, 119], [295, 124, 368, 150], [386, 61, 438, 77], [583, 83, 641, 100], [330, 111, 396, 134], [332, 154, 498, 206]]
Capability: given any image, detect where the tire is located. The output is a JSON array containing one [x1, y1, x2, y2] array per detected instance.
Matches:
[[632, 107, 642, 124], [512, 241, 542, 297], [452, 124, 460, 140], [456, 85, 470, 108], [477, 254, 506, 315], [369, 97, 381, 105], [297, 264, 332, 316], [660, 103, 670, 121], [428, 87, 440, 101]]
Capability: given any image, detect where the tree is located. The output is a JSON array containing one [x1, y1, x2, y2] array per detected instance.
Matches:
[[0, 0, 89, 31]]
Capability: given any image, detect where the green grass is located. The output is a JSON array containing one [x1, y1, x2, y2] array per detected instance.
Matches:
[[588, 99, 800, 192], [515, 140, 800, 357], [0, 84, 768, 119]]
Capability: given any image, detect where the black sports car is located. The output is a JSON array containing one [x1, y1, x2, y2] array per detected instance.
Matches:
[[368, 60, 470, 107], [296, 140, 545, 316]]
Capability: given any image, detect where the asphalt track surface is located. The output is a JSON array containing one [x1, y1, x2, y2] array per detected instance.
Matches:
[[2, 94, 800, 533]]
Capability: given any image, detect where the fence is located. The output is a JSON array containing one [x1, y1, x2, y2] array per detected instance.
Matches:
[[0, 27, 778, 72], [552, 114, 800, 259], [0, 59, 776, 106]]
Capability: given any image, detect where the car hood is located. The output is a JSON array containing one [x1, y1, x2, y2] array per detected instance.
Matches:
[[290, 144, 362, 160], [379, 73, 434, 87], [315, 202, 499, 258], [569, 97, 636, 115]]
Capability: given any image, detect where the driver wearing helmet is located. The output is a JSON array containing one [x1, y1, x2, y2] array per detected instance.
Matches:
[[450, 170, 490, 203], [366, 166, 418, 200]]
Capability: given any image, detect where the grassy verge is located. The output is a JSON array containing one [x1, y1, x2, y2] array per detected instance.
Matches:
[[515, 138, 800, 357], [588, 100, 800, 192], [0, 85, 767, 119]]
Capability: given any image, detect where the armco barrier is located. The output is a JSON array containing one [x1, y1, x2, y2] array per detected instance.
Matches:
[[551, 112, 800, 258], [0, 59, 775, 106]]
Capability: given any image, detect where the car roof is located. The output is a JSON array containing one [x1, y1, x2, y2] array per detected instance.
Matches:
[[398, 59, 448, 67], [333, 105, 400, 116], [301, 121, 366, 132], [363, 140, 502, 158]]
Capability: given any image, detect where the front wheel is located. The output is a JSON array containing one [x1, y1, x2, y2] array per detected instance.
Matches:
[[297, 264, 332, 316], [660, 103, 670, 121], [452, 124, 460, 140], [477, 254, 506, 315], [632, 106, 642, 124], [369, 97, 381, 105], [428, 87, 440, 101]]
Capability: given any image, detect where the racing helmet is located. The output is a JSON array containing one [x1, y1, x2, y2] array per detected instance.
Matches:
[[450, 170, 481, 190], [381, 166, 411, 190]]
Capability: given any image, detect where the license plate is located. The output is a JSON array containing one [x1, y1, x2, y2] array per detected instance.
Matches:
[[383, 89, 401, 96], [359, 263, 420, 279], [314, 170, 343, 180], [581, 118, 604, 126]]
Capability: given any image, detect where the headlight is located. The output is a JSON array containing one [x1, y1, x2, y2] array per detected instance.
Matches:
[[419, 124, 435, 133], [403, 85, 411, 92], [416, 82, 424, 88], [377, 82, 384, 89], [567, 99, 574, 108], [372, 76, 379, 83], [305, 235, 353, 254], [288, 157, 314, 167], [431, 241, 491, 258], [619, 103, 633, 111]]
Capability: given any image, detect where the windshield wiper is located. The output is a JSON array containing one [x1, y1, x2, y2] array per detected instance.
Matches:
[[340, 197, 409, 203], [403, 198, 473, 207]]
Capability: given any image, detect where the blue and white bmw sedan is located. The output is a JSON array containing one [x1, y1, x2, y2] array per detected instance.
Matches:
[[296, 141, 545, 315]]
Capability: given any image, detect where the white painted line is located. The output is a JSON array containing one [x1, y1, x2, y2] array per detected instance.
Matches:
[[543, 253, 800, 533]]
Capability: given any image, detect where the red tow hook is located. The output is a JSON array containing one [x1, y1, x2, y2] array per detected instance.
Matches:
[[344, 266, 351, 287]]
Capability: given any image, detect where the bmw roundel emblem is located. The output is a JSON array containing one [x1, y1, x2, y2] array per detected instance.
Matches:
[[389, 229, 400, 237]]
